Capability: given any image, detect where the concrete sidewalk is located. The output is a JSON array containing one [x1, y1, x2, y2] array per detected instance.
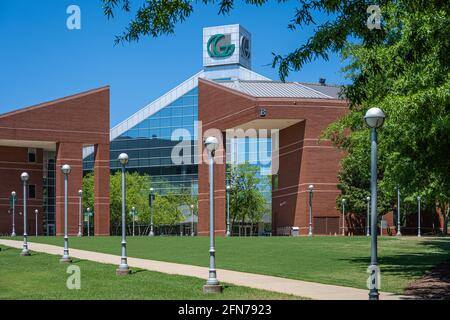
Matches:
[[0, 239, 411, 300]]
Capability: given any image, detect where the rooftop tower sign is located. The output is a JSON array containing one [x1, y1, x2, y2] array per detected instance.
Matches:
[[203, 24, 251, 70]]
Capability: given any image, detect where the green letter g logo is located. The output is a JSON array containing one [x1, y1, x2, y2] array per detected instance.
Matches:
[[207, 34, 235, 58]]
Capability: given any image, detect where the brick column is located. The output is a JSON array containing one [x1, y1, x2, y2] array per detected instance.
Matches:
[[197, 133, 226, 236], [94, 143, 110, 235], [55, 142, 83, 236], [272, 122, 306, 234]]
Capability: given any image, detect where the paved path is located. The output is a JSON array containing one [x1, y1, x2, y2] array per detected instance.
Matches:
[[0, 239, 411, 300]]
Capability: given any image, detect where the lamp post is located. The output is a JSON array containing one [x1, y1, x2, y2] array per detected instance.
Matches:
[[366, 196, 371, 236], [60, 164, 72, 263], [364, 107, 385, 300], [149, 187, 155, 236], [34, 209, 39, 237], [417, 195, 421, 237], [226, 185, 231, 237], [20, 172, 30, 256], [203, 136, 222, 293], [131, 206, 136, 237], [86, 208, 91, 236], [117, 153, 131, 275], [396, 187, 402, 236], [190, 204, 195, 236], [342, 198, 346, 236], [11, 191, 16, 237], [77, 190, 83, 237], [308, 185, 314, 236]]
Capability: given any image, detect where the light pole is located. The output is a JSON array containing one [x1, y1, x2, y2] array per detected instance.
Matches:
[[20, 172, 30, 256], [364, 107, 385, 300], [60, 164, 72, 263], [131, 206, 136, 237], [11, 191, 16, 237], [308, 185, 314, 236], [203, 136, 223, 293], [35, 209, 39, 237], [417, 195, 421, 237], [117, 153, 131, 275], [149, 187, 155, 236], [342, 198, 346, 236], [86, 208, 91, 236], [190, 204, 195, 236], [77, 190, 83, 237], [396, 187, 402, 236], [366, 196, 371, 236], [226, 185, 231, 237]]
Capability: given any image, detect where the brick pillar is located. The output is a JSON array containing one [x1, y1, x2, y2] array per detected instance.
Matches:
[[272, 122, 306, 235], [56, 142, 83, 236], [94, 143, 110, 235], [198, 133, 226, 236]]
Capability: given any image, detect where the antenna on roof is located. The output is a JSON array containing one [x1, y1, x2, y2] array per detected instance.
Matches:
[[319, 78, 326, 86]]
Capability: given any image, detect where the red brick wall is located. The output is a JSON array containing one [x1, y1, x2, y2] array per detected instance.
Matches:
[[0, 87, 110, 235], [0, 146, 44, 235]]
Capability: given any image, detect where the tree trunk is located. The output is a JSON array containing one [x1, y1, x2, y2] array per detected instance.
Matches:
[[432, 204, 436, 234], [444, 205, 449, 236]]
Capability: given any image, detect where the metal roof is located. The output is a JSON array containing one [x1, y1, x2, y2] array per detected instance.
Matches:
[[215, 80, 338, 99], [298, 83, 343, 99]]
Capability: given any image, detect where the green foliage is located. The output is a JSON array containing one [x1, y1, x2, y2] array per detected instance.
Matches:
[[102, 0, 288, 45], [323, 2, 450, 227], [152, 192, 185, 226], [83, 171, 151, 229], [228, 162, 269, 226]]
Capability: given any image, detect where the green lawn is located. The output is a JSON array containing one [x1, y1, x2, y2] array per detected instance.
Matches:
[[6, 236, 450, 294], [0, 245, 300, 300]]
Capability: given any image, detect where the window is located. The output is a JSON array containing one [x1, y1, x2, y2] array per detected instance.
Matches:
[[28, 148, 36, 163], [29, 185, 36, 199]]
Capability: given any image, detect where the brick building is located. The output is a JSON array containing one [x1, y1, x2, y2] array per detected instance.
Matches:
[[3, 24, 440, 236], [0, 87, 110, 236]]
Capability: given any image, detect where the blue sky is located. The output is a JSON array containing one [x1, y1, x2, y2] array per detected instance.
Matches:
[[0, 0, 347, 126]]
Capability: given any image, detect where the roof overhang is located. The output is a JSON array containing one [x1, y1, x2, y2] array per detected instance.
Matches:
[[229, 119, 303, 131], [0, 139, 56, 151]]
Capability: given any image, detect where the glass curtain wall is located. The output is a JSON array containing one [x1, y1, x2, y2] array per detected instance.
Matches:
[[43, 151, 56, 235], [83, 88, 198, 195]]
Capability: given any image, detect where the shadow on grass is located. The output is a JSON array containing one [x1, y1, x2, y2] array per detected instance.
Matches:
[[342, 238, 450, 296]]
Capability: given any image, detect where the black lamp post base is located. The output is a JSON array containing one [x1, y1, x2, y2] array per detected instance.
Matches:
[[60, 257, 72, 263], [20, 251, 31, 256], [369, 289, 380, 300], [203, 284, 223, 294]]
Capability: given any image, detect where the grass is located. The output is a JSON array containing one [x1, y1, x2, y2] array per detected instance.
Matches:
[[5, 236, 450, 294], [0, 245, 301, 300]]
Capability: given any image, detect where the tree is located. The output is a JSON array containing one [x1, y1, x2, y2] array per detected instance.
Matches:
[[152, 192, 185, 230], [228, 162, 269, 234], [323, 2, 450, 233], [83, 171, 152, 234]]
